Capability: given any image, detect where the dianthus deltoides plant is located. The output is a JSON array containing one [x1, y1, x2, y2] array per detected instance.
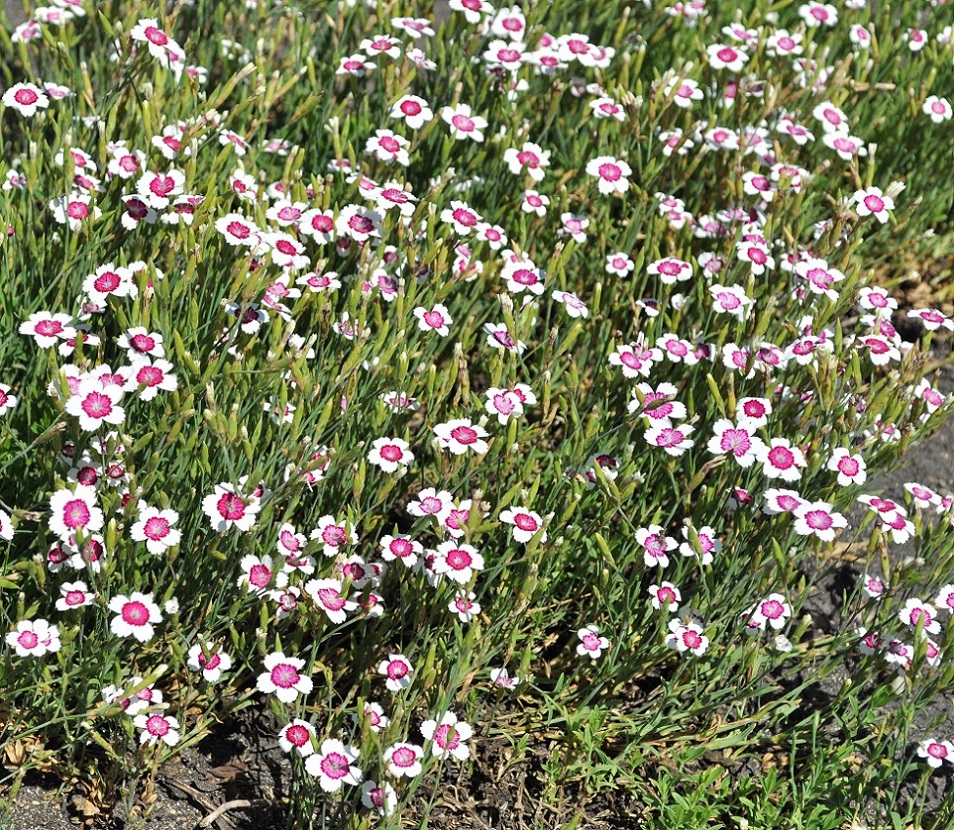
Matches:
[[1, 0, 954, 826]]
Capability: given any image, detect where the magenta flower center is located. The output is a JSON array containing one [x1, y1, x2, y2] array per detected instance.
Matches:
[[445, 548, 473, 570], [286, 725, 310, 747], [18, 631, 39, 649], [65, 590, 86, 606], [249, 564, 272, 587], [434, 724, 461, 749], [63, 498, 92, 529], [514, 513, 538, 531], [761, 600, 785, 619], [451, 114, 475, 131], [321, 525, 346, 545], [146, 715, 169, 735], [320, 753, 349, 779], [270, 663, 301, 689], [380, 444, 404, 463], [150, 176, 175, 197], [217, 493, 246, 520], [199, 652, 221, 670], [387, 660, 408, 679], [598, 163, 621, 181], [144, 26, 168, 45], [121, 601, 150, 625], [392, 746, 416, 767], [683, 630, 703, 649], [15, 88, 39, 105], [318, 588, 346, 610], [768, 447, 794, 469], [805, 510, 833, 530], [450, 425, 477, 444], [722, 430, 752, 455], [143, 516, 170, 541]]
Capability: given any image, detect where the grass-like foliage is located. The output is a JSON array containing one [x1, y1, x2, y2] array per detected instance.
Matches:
[[2, 0, 954, 827]]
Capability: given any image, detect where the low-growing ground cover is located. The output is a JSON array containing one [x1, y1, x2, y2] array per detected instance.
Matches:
[[1, 0, 954, 827]]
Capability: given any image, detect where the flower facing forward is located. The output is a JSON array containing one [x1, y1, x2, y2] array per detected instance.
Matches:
[[109, 592, 162, 642], [279, 719, 316, 757], [383, 742, 424, 778], [256, 651, 313, 703], [378, 653, 414, 692], [6, 619, 61, 657], [434, 418, 489, 455], [665, 619, 709, 656], [367, 437, 414, 472], [918, 738, 954, 769], [134, 713, 180, 747], [577, 624, 609, 659], [305, 739, 363, 792], [130, 505, 181, 555], [202, 483, 260, 533], [420, 711, 473, 760]]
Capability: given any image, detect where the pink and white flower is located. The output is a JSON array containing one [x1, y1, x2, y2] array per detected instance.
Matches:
[[898, 599, 941, 635], [130, 505, 181, 555], [499, 507, 547, 544], [48, 485, 103, 541], [383, 742, 423, 778], [792, 501, 847, 542], [6, 619, 61, 657], [390, 94, 433, 129], [442, 103, 488, 142], [134, 713, 180, 747], [503, 141, 550, 182], [707, 419, 765, 468], [585, 155, 631, 195], [826, 449, 867, 486], [304, 578, 358, 624], [665, 619, 709, 655], [918, 739, 954, 769], [649, 582, 681, 611], [413, 304, 453, 336], [278, 719, 316, 757], [367, 437, 414, 473], [432, 541, 484, 584], [305, 739, 363, 792], [256, 651, 313, 702], [379, 534, 423, 568], [55, 580, 94, 611], [449, 591, 481, 622], [678, 526, 722, 565], [434, 418, 490, 455], [310, 515, 358, 557], [922, 95, 953, 124], [201, 483, 260, 533], [187, 641, 232, 683], [853, 187, 894, 223], [3, 83, 50, 117], [635, 525, 678, 568], [758, 439, 806, 482], [420, 711, 473, 760], [644, 423, 695, 456], [378, 653, 414, 692], [109, 592, 162, 642], [576, 624, 609, 659]]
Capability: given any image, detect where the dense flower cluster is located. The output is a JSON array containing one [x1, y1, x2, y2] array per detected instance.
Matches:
[[2, 0, 954, 822]]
